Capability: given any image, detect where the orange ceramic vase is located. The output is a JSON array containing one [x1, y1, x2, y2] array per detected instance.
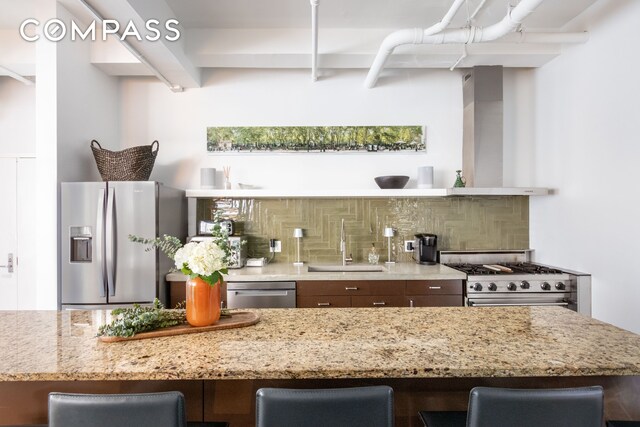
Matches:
[[185, 277, 221, 327]]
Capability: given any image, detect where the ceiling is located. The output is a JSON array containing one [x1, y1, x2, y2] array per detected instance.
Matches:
[[1, 0, 602, 87], [0, 0, 36, 29], [164, 0, 597, 30], [0, 0, 598, 31]]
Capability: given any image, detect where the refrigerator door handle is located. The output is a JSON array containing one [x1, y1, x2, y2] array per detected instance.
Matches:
[[105, 188, 117, 297], [96, 189, 106, 298]]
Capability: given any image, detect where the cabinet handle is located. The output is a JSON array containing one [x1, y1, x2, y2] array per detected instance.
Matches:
[[373, 301, 386, 306], [428, 286, 442, 290], [317, 302, 331, 306], [344, 287, 359, 291]]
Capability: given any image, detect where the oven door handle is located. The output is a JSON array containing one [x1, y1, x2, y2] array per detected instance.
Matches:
[[468, 302, 569, 307]]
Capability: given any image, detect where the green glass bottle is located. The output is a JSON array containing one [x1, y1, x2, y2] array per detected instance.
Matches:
[[453, 170, 466, 188]]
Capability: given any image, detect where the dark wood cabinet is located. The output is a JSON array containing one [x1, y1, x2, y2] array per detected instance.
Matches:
[[352, 295, 406, 308], [405, 280, 463, 307], [297, 280, 463, 308], [297, 280, 371, 296], [297, 295, 351, 308]]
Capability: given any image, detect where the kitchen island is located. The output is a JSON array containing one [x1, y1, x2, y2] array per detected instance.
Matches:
[[1, 307, 639, 425]]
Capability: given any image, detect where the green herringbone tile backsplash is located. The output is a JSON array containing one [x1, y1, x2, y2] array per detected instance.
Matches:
[[197, 197, 529, 264]]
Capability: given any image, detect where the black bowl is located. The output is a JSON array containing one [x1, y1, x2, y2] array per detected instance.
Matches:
[[374, 175, 410, 189]]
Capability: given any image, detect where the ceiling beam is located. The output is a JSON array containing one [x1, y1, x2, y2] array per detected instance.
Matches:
[[183, 28, 571, 69], [0, 65, 35, 85], [79, 0, 200, 89]]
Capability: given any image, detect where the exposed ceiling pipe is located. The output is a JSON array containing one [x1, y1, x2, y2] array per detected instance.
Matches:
[[364, 0, 573, 88], [310, 0, 319, 81], [469, 0, 488, 22], [77, 0, 183, 92], [0, 65, 35, 85], [364, 0, 465, 88]]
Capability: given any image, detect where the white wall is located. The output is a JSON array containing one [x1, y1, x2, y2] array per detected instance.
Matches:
[[528, 0, 640, 333], [119, 68, 463, 190], [56, 6, 121, 183], [0, 77, 35, 156]]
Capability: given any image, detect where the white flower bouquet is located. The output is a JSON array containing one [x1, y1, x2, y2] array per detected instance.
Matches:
[[173, 239, 228, 285]]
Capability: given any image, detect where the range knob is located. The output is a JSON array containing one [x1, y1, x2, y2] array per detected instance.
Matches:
[[520, 281, 530, 290], [555, 282, 566, 290], [472, 283, 483, 292], [507, 282, 517, 291], [488, 283, 497, 291], [541, 282, 551, 291]]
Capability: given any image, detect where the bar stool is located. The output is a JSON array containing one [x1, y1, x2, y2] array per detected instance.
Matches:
[[419, 386, 604, 427], [256, 386, 394, 427], [48, 392, 228, 427]]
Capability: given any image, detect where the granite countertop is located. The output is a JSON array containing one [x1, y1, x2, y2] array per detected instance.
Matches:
[[1, 307, 640, 382], [166, 262, 465, 282]]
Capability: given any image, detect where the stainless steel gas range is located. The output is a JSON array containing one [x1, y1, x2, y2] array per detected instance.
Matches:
[[440, 250, 592, 316]]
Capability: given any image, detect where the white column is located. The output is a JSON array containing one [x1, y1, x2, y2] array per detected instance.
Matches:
[[35, 0, 59, 309]]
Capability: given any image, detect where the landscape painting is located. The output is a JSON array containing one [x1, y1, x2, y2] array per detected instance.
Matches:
[[206, 126, 425, 153]]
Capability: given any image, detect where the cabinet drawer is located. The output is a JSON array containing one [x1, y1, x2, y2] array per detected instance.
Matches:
[[368, 280, 405, 296], [405, 280, 462, 295], [297, 281, 370, 296], [405, 295, 463, 307], [297, 296, 351, 308], [352, 296, 405, 308]]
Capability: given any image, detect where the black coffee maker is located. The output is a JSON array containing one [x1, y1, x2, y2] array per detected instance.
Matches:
[[414, 233, 438, 265]]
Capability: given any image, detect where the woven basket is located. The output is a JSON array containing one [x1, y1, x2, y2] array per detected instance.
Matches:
[[91, 140, 159, 181]]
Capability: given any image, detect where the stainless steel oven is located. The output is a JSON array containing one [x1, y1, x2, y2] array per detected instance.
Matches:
[[440, 250, 591, 316]]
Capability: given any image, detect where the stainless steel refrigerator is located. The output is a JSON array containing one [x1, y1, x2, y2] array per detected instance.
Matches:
[[60, 181, 185, 309]]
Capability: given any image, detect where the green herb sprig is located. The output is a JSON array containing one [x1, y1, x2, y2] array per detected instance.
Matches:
[[97, 299, 186, 338], [128, 234, 183, 260]]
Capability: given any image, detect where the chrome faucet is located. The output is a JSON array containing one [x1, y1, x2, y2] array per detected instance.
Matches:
[[340, 219, 352, 265]]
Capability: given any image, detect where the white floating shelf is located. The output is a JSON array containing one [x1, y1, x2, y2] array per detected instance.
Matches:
[[448, 187, 550, 196], [185, 187, 549, 198]]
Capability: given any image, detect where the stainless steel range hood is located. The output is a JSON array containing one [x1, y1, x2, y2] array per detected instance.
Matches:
[[463, 66, 503, 188], [458, 66, 547, 196]]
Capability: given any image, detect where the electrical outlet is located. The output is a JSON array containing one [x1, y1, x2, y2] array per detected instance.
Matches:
[[269, 240, 282, 253], [404, 240, 414, 252]]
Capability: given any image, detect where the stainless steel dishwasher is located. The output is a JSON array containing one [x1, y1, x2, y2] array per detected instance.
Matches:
[[226, 281, 296, 308]]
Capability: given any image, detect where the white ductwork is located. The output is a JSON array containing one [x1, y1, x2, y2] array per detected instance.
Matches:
[[364, 0, 587, 88], [365, 0, 464, 88], [310, 0, 319, 81]]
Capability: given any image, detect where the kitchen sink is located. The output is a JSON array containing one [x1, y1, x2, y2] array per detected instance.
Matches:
[[307, 264, 387, 272]]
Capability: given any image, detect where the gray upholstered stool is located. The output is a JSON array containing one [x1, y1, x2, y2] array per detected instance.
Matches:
[[419, 386, 604, 427], [48, 392, 228, 427], [256, 385, 394, 427]]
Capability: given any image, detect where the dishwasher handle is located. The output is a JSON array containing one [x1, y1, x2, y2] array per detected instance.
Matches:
[[227, 281, 296, 291], [231, 290, 291, 297]]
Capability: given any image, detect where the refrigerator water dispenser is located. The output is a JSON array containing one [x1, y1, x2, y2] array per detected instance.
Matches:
[[70, 226, 92, 263]]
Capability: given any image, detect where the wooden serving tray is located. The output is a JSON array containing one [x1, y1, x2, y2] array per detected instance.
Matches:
[[98, 311, 261, 343]]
